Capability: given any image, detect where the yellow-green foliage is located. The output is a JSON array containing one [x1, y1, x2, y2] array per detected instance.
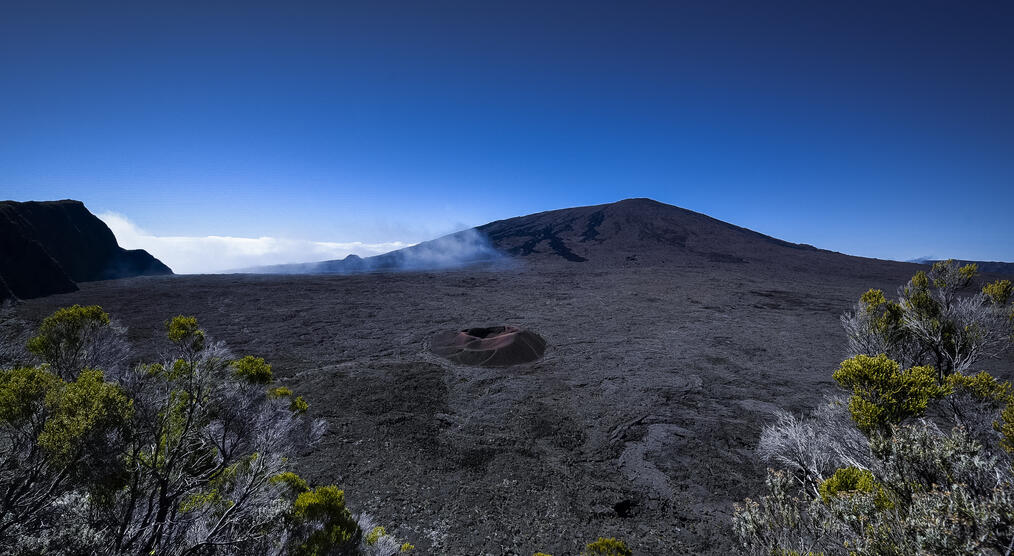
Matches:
[[582, 537, 632, 556], [179, 488, 226, 513], [0, 366, 132, 469], [290, 395, 309, 414], [948, 372, 1014, 454], [231, 355, 273, 385], [860, 289, 905, 334], [903, 273, 940, 318], [956, 262, 978, 282], [0, 366, 61, 425], [290, 485, 360, 556], [366, 526, 386, 545], [400, 543, 415, 552], [268, 386, 293, 399], [833, 354, 947, 434], [818, 467, 892, 509], [533, 553, 553, 556], [928, 259, 977, 288], [38, 369, 133, 465], [946, 372, 1014, 406], [165, 315, 205, 352], [270, 471, 309, 493], [26, 304, 110, 370], [1000, 404, 1014, 454], [983, 279, 1013, 306]]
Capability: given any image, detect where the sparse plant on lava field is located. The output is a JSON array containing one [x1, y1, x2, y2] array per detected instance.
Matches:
[[737, 261, 1014, 554]]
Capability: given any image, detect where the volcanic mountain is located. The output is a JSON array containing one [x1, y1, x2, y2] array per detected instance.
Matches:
[[248, 198, 900, 275], [0, 200, 172, 301], [14, 198, 1014, 554]]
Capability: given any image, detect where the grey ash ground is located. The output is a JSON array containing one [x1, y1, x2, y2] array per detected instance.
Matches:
[[14, 200, 1014, 554]]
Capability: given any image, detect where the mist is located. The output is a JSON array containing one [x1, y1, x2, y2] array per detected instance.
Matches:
[[99, 212, 414, 274], [247, 228, 507, 274]]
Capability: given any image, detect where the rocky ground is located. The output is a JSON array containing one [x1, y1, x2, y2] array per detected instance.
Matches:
[[15, 258, 1014, 554]]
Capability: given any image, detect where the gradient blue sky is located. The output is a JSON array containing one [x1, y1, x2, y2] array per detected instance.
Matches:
[[2, 1, 1012, 272]]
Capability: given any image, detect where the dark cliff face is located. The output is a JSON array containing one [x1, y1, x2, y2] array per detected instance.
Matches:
[[0, 200, 172, 300]]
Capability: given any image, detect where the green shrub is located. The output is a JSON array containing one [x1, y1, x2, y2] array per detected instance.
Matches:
[[289, 486, 361, 556], [582, 537, 632, 556], [365, 526, 386, 545], [818, 467, 892, 509], [833, 354, 947, 434], [165, 314, 205, 352], [26, 305, 112, 377], [231, 355, 273, 384], [983, 279, 1013, 306], [270, 471, 310, 494]]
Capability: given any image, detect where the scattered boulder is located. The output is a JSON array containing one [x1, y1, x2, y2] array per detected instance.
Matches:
[[430, 325, 547, 366]]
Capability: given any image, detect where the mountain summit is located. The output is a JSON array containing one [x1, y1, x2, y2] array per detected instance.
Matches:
[[249, 198, 851, 274], [477, 197, 820, 265]]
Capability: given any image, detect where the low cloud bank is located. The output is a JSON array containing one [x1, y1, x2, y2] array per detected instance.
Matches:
[[98, 212, 412, 274], [252, 228, 506, 274]]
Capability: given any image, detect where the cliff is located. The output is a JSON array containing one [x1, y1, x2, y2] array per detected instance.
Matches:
[[0, 200, 172, 300]]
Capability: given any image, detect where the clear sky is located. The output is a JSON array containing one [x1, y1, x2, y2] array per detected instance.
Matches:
[[2, 1, 1012, 272]]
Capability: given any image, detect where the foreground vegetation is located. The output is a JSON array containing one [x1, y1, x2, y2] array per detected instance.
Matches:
[[735, 261, 1014, 554], [0, 304, 637, 554], [0, 305, 413, 555]]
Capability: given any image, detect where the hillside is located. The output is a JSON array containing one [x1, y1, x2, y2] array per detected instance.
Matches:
[[0, 200, 172, 301], [247, 198, 920, 278]]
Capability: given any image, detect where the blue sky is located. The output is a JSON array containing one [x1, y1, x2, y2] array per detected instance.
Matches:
[[2, 1, 1012, 272]]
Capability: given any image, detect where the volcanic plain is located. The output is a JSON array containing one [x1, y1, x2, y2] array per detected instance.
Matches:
[[12, 199, 1014, 554]]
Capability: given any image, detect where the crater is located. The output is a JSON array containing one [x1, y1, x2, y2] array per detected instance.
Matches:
[[430, 325, 547, 366]]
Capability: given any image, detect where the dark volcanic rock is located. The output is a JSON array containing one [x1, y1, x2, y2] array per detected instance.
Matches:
[[0, 200, 172, 300], [247, 198, 922, 277], [0, 211, 79, 299], [477, 197, 821, 266]]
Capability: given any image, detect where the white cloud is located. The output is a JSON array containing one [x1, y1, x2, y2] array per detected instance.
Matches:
[[98, 212, 413, 274]]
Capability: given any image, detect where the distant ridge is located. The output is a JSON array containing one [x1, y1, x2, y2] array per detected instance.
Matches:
[[0, 200, 173, 301], [245, 198, 926, 276], [916, 259, 1014, 277]]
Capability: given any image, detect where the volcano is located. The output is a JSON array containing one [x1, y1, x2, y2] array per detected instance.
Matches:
[[13, 198, 1014, 554], [246, 198, 898, 276]]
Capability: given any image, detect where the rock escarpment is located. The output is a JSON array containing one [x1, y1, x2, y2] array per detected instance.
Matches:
[[0, 200, 172, 301]]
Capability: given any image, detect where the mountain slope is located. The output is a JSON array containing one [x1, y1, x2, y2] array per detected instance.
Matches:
[[0, 200, 173, 300], [476, 197, 821, 265], [249, 198, 908, 275]]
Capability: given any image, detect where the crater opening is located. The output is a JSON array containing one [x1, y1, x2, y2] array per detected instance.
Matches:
[[430, 325, 546, 367], [613, 499, 638, 518]]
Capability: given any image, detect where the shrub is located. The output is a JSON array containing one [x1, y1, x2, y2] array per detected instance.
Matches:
[[841, 260, 1014, 378], [0, 306, 415, 555], [26, 304, 128, 379], [289, 486, 361, 556], [231, 354, 274, 384], [582, 537, 632, 556], [832, 354, 947, 434], [738, 263, 1014, 554]]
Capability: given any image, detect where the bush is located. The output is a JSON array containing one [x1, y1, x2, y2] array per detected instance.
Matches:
[[26, 304, 128, 379], [0, 306, 412, 555], [582, 537, 633, 556], [833, 354, 947, 434], [841, 260, 1014, 378], [737, 263, 1014, 554]]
